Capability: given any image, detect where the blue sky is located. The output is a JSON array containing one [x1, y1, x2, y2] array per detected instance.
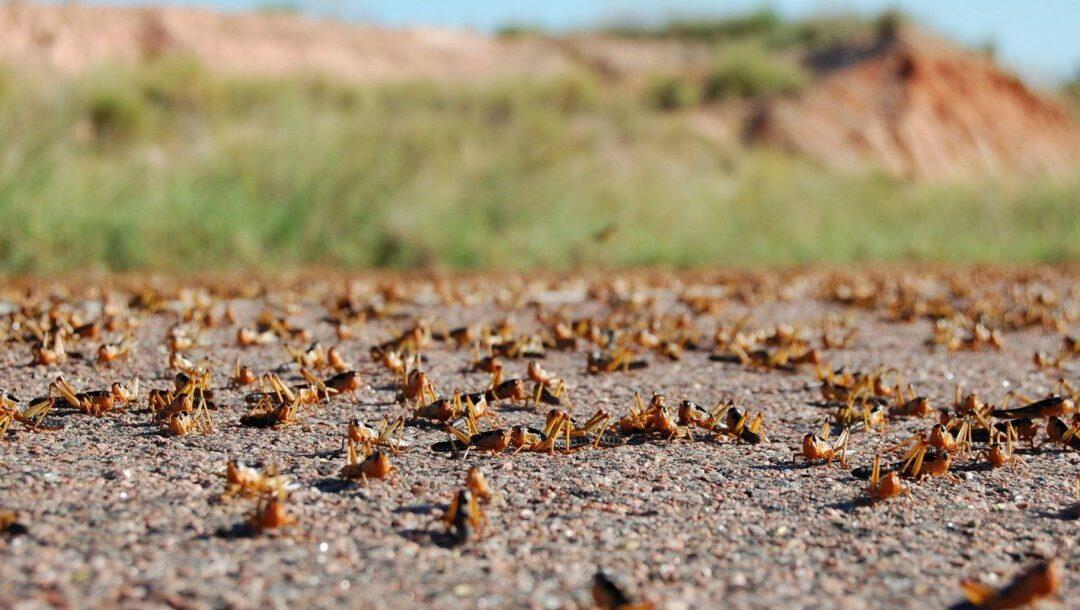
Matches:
[[97, 1, 1080, 82]]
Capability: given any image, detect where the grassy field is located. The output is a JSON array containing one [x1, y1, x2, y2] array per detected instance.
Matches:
[[0, 55, 1077, 272]]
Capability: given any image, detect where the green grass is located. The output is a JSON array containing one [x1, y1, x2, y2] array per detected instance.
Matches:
[[0, 56, 1077, 273]]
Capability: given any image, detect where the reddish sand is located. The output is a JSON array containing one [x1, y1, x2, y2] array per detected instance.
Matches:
[[750, 29, 1080, 180]]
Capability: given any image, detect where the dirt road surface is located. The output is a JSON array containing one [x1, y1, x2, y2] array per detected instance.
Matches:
[[0, 271, 1077, 609]]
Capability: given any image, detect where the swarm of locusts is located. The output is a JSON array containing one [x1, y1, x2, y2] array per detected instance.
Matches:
[[2, 268, 1079, 609]]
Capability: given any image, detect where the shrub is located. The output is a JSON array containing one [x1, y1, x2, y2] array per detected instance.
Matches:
[[1064, 67, 1080, 99], [604, 9, 783, 42], [496, 24, 543, 39], [84, 83, 147, 143], [664, 9, 783, 41], [875, 10, 906, 40], [137, 54, 218, 111], [646, 75, 702, 111], [703, 46, 808, 101]]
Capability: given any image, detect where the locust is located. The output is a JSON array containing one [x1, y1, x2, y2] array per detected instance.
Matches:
[[954, 560, 1059, 610], [438, 488, 486, 546], [793, 423, 849, 466]]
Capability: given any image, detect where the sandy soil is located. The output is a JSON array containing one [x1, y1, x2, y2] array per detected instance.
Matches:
[[0, 3, 712, 84], [0, 272, 1078, 609]]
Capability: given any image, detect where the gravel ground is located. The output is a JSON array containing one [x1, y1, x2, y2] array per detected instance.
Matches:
[[1, 272, 1078, 609]]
